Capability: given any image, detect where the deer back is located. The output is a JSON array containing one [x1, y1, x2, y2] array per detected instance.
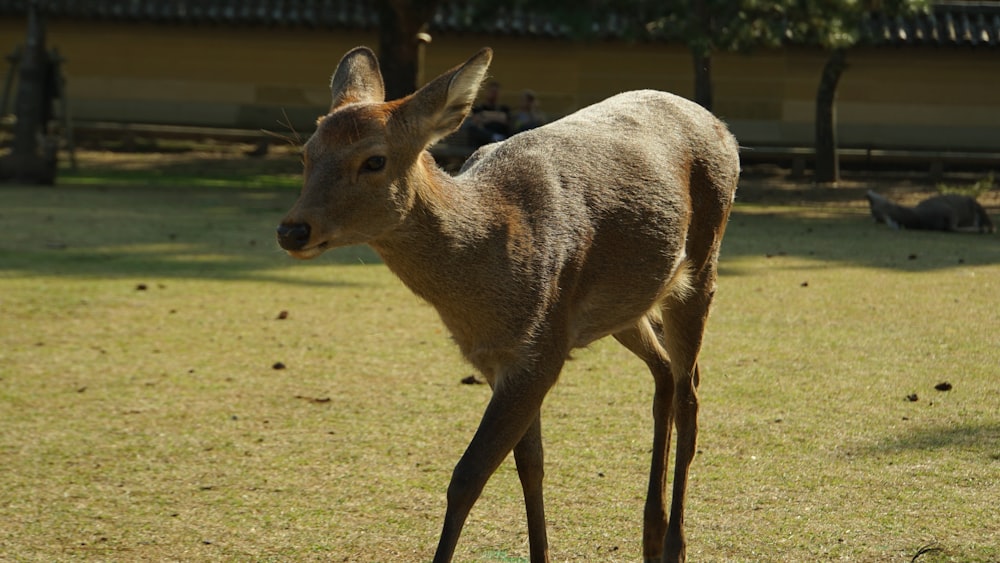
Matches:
[[279, 47, 739, 372], [419, 90, 739, 360]]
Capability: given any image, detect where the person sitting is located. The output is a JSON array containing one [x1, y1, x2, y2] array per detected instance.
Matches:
[[463, 80, 510, 146], [511, 89, 547, 134]]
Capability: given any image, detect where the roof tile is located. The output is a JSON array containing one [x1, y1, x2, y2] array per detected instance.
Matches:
[[1, 0, 996, 47]]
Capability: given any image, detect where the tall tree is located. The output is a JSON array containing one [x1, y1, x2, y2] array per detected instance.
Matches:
[[375, 0, 926, 184], [814, 48, 848, 183], [649, 0, 926, 183], [1, 0, 57, 184], [779, 0, 929, 183], [650, 1, 786, 110], [690, 0, 714, 109], [375, 0, 440, 100]]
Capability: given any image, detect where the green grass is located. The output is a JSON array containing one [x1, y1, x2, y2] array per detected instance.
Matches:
[[936, 172, 996, 199], [1, 156, 998, 562]]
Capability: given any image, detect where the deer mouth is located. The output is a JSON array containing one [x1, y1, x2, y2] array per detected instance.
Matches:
[[285, 241, 328, 260]]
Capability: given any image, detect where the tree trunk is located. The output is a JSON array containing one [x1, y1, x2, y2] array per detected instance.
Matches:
[[1, 0, 56, 184], [814, 48, 847, 184], [690, 0, 713, 110], [376, 0, 437, 101], [692, 50, 713, 111]]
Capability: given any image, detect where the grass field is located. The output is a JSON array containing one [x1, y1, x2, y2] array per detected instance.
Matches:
[[1, 149, 998, 562]]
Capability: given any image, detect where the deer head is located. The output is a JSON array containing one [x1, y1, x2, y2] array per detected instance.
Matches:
[[276, 46, 493, 258]]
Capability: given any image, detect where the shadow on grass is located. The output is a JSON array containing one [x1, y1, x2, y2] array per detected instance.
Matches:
[[721, 203, 1000, 274], [0, 182, 384, 286], [1, 176, 997, 285], [866, 423, 1000, 456]]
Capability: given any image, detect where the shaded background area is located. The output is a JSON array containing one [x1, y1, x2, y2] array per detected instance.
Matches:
[[3, 146, 996, 285], [1, 0, 999, 175]]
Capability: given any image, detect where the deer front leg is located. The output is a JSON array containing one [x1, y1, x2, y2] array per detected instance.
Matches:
[[613, 321, 675, 562], [514, 413, 550, 563], [433, 368, 559, 563]]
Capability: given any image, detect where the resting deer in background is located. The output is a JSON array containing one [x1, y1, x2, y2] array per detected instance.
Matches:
[[865, 190, 995, 233], [276, 46, 740, 563]]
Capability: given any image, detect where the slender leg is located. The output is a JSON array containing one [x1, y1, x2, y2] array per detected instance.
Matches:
[[514, 413, 550, 563], [661, 364, 699, 563], [659, 279, 715, 563], [433, 364, 561, 563], [614, 319, 673, 563], [645, 366, 674, 562]]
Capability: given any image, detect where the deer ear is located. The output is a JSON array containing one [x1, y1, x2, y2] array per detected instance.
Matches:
[[399, 47, 493, 148], [330, 46, 386, 110]]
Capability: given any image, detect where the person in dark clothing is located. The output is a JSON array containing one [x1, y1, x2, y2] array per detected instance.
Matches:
[[511, 89, 547, 134], [464, 80, 510, 146]]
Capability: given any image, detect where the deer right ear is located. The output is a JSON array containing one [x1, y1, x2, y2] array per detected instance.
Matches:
[[330, 46, 386, 110], [445, 48, 493, 112], [399, 48, 493, 149]]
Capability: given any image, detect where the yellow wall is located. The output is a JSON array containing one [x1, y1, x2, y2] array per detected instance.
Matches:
[[835, 46, 1000, 148], [2, 19, 998, 151]]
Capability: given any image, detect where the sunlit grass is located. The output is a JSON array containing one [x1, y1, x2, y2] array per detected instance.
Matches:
[[59, 170, 302, 190], [56, 143, 302, 190], [1, 164, 997, 562]]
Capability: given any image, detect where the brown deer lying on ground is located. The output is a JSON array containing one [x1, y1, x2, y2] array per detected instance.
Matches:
[[276, 46, 740, 563], [865, 190, 994, 233]]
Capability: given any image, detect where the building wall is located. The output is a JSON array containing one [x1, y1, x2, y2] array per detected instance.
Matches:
[[0, 20, 376, 131], [1, 18, 998, 151], [834, 46, 1000, 150]]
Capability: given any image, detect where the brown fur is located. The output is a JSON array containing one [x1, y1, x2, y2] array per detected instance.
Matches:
[[277, 47, 740, 563]]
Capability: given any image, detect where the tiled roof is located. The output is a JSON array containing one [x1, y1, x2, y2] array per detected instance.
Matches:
[[1, 0, 998, 48], [0, 0, 380, 27], [862, 2, 1000, 46]]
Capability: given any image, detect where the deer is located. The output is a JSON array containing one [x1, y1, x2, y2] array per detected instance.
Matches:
[[865, 190, 995, 233], [276, 46, 740, 563]]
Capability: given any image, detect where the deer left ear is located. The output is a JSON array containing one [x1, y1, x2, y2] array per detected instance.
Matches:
[[398, 47, 493, 149], [330, 46, 386, 111]]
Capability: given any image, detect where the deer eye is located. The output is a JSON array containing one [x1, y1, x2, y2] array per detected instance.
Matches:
[[362, 155, 386, 172]]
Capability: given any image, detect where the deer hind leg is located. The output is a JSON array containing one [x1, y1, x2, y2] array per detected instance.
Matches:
[[658, 264, 719, 563], [614, 316, 674, 563]]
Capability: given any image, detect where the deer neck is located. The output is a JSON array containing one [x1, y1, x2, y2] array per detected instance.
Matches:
[[369, 153, 492, 298], [369, 153, 530, 370]]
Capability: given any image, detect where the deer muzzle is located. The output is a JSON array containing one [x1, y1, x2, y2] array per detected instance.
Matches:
[[276, 222, 312, 251]]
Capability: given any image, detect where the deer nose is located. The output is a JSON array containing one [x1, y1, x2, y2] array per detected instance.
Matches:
[[276, 222, 311, 250]]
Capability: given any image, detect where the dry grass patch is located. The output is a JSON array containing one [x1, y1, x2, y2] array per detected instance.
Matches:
[[1, 161, 997, 562]]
